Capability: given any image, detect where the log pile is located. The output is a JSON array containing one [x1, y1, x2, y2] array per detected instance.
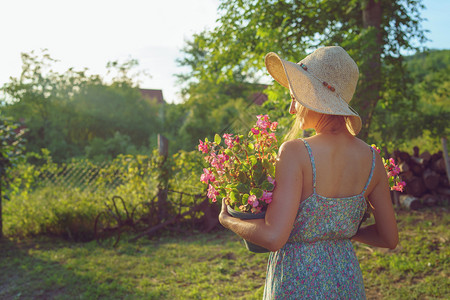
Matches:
[[394, 146, 449, 209]]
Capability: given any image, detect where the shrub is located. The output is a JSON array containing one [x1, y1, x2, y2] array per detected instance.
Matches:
[[3, 186, 102, 240], [3, 149, 207, 239]]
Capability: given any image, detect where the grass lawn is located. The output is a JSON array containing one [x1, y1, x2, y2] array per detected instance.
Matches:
[[1, 207, 448, 299]]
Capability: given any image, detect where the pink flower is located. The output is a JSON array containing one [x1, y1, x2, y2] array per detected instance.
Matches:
[[198, 140, 208, 153], [217, 153, 230, 163], [200, 168, 215, 184], [223, 133, 232, 140], [257, 119, 270, 130], [223, 133, 235, 148], [207, 184, 219, 202], [267, 176, 276, 186], [248, 194, 259, 207], [392, 181, 406, 192], [209, 153, 224, 171], [270, 122, 278, 131], [251, 128, 260, 135], [260, 191, 273, 204], [256, 115, 270, 129]]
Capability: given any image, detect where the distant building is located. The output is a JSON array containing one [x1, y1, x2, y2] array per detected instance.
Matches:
[[139, 89, 165, 104], [250, 91, 268, 106]]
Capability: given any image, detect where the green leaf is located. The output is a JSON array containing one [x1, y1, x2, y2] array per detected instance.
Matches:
[[242, 163, 251, 171], [230, 190, 241, 203], [214, 134, 221, 145], [238, 172, 248, 184], [242, 194, 249, 205], [262, 181, 274, 191], [236, 183, 249, 193], [250, 188, 263, 198]]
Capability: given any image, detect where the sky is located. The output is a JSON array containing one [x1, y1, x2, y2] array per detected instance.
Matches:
[[0, 0, 448, 104]]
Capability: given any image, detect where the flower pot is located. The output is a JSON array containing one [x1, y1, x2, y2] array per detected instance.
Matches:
[[227, 205, 270, 253]]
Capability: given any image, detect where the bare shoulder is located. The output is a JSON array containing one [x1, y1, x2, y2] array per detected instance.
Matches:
[[278, 139, 305, 159], [276, 139, 309, 173], [353, 137, 373, 149]]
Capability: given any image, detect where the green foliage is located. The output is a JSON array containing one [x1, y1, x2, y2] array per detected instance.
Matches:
[[3, 186, 102, 240], [0, 114, 27, 188], [0, 114, 27, 236], [177, 0, 428, 142], [169, 150, 205, 194], [369, 50, 450, 151], [173, 33, 268, 152], [3, 148, 206, 239], [1, 50, 161, 162]]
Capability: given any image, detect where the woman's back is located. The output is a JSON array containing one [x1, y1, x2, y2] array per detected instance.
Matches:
[[299, 134, 375, 202], [263, 136, 373, 299]]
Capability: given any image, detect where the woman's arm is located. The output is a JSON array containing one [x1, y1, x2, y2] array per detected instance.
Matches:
[[352, 153, 399, 249], [219, 141, 303, 252]]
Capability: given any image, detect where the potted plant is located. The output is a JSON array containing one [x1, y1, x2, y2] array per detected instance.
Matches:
[[198, 115, 279, 252]]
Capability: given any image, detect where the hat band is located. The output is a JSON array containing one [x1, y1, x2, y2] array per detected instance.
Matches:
[[298, 62, 347, 104]]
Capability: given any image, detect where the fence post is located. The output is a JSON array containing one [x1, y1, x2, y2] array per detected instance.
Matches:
[[442, 137, 450, 184], [157, 134, 169, 222], [0, 181, 3, 239]]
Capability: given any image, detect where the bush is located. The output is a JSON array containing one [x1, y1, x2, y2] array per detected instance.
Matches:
[[3, 149, 207, 240], [3, 187, 102, 240]]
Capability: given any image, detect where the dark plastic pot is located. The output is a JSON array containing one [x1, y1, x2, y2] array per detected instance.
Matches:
[[227, 206, 270, 253]]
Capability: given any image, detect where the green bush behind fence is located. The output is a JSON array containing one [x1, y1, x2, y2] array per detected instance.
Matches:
[[3, 149, 205, 239]]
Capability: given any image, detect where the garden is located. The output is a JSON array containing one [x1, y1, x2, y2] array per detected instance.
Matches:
[[1, 0, 449, 299]]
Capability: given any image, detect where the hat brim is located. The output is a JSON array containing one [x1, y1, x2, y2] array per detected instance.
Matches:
[[265, 52, 362, 135]]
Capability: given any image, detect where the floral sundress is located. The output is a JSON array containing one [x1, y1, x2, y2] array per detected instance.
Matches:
[[263, 139, 375, 299]]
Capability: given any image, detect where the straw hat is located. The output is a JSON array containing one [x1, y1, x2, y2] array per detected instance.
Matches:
[[265, 46, 362, 135]]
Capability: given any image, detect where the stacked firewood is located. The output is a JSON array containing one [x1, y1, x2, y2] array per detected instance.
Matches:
[[393, 146, 449, 209]]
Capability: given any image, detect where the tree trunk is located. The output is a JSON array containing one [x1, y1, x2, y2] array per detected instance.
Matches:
[[356, 0, 382, 140]]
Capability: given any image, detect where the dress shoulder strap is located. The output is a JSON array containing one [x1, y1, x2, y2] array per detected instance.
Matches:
[[299, 138, 317, 193], [362, 146, 376, 194]]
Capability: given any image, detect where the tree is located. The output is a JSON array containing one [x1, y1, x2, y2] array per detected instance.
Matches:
[[173, 32, 269, 151], [1, 50, 162, 162], [178, 0, 427, 140]]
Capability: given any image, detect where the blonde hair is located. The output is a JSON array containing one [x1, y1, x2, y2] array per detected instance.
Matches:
[[284, 103, 309, 141], [284, 102, 349, 141]]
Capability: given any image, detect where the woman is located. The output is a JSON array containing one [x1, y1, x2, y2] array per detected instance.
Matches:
[[218, 46, 398, 299]]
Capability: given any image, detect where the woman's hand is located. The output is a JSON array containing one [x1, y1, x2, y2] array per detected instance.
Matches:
[[218, 200, 230, 228]]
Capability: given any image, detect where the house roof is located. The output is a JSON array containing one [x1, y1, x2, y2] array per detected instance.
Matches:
[[250, 91, 268, 106], [139, 89, 165, 104]]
